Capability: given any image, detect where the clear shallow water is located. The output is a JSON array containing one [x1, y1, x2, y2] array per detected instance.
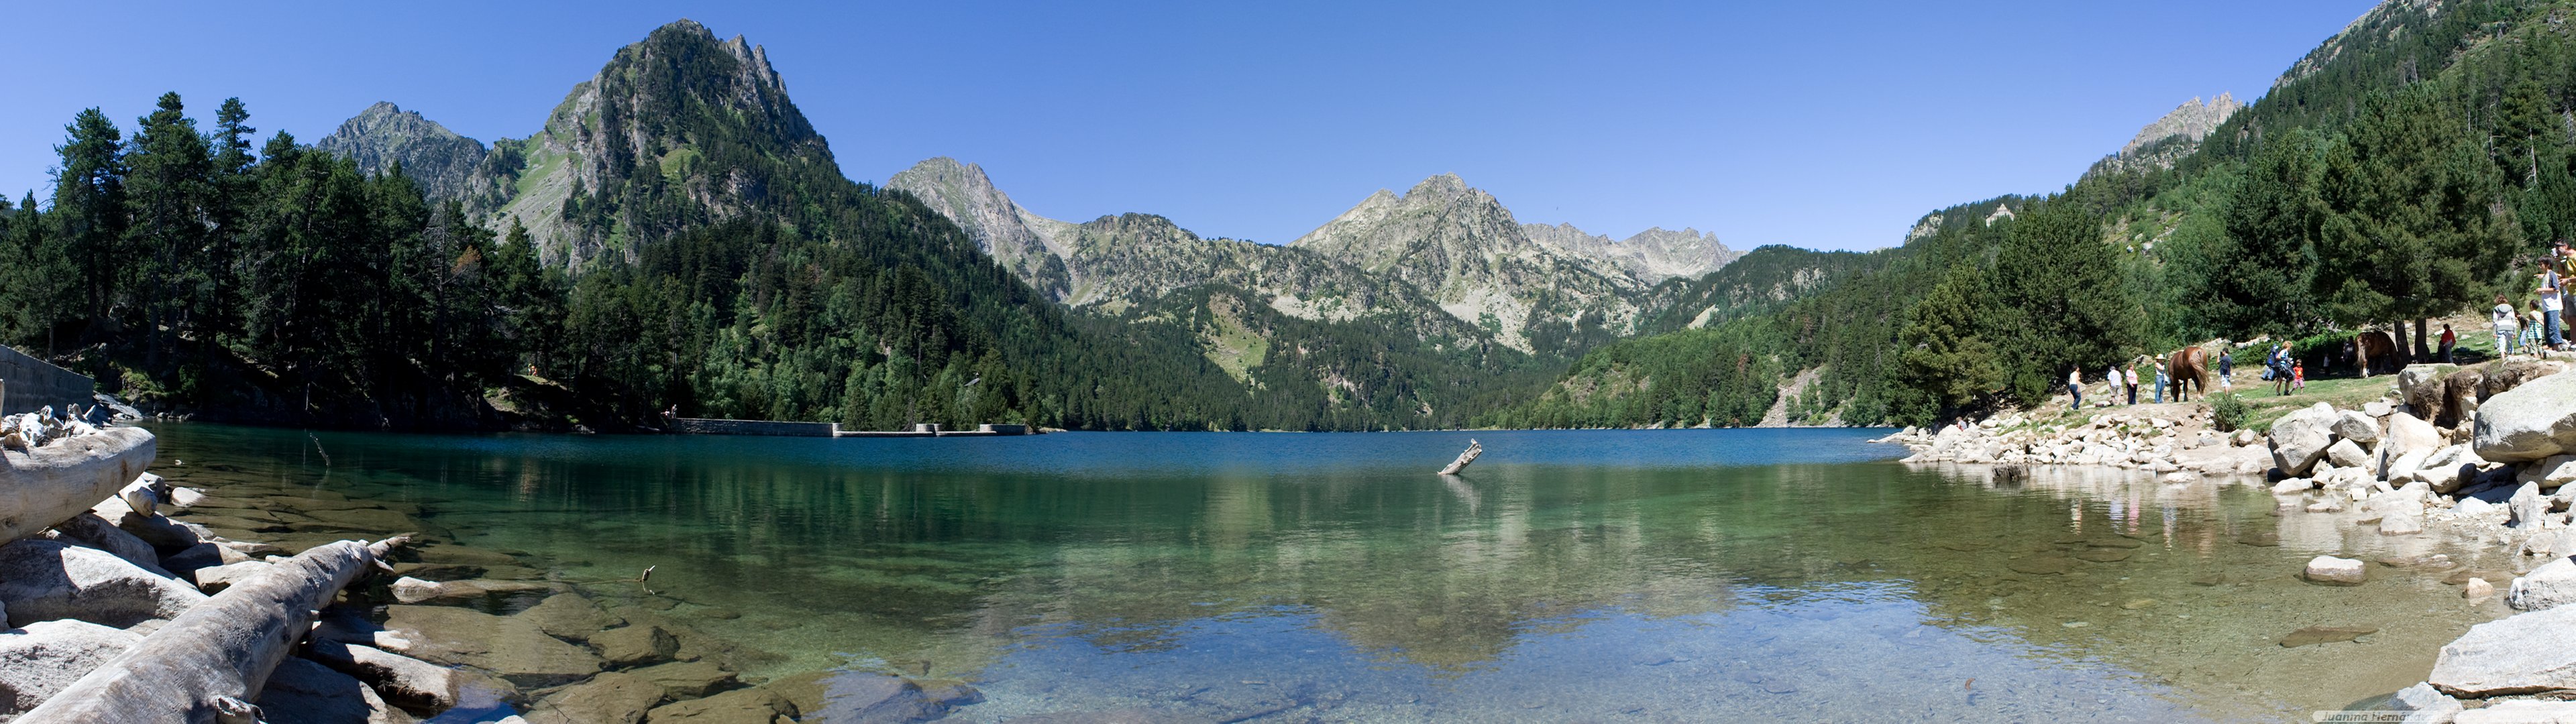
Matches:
[[146, 425, 2507, 721]]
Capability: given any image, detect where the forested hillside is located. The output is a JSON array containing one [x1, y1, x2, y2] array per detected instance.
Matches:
[[1492, 0, 2571, 428]]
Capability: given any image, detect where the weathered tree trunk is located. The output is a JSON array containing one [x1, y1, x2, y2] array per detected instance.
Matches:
[[22, 536, 406, 724], [1438, 439, 1484, 475], [0, 426, 154, 544], [2414, 318, 2430, 361], [2393, 322, 2412, 365]]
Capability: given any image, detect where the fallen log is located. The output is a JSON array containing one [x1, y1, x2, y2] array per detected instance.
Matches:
[[1438, 438, 1484, 475], [21, 536, 407, 723], [0, 426, 154, 544]]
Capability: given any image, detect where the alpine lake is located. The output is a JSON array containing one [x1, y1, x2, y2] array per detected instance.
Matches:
[[142, 424, 2512, 722]]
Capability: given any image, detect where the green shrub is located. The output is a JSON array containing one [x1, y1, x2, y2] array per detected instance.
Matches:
[[2208, 392, 2251, 432]]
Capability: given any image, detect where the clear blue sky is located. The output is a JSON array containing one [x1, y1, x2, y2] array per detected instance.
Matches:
[[1, 1, 2376, 251]]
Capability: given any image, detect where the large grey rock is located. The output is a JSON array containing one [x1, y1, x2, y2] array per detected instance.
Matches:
[[0, 539, 206, 627], [189, 560, 272, 595], [254, 656, 412, 724], [592, 623, 678, 668], [2385, 412, 2445, 469], [2431, 603, 2576, 696], [0, 619, 141, 717], [308, 637, 517, 714], [2271, 404, 2341, 476], [2477, 371, 2576, 463], [380, 605, 601, 688], [2326, 438, 2371, 471], [2510, 558, 2576, 612], [2513, 483, 2551, 529], [2388, 682, 2463, 721], [2402, 367, 2445, 415], [522, 671, 662, 724], [45, 511, 170, 577], [2457, 700, 2576, 723], [2333, 410, 2383, 442], [2522, 455, 2576, 489]]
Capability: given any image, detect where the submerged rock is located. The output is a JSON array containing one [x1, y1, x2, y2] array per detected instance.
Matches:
[[523, 671, 663, 724], [629, 660, 737, 700], [307, 637, 517, 714], [2006, 556, 2076, 575], [2279, 625, 2377, 647], [592, 623, 678, 668], [644, 686, 794, 723], [517, 593, 623, 642], [378, 605, 602, 688]]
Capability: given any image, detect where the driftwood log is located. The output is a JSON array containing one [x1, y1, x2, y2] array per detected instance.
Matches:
[[0, 426, 154, 544], [23, 536, 407, 723], [1438, 438, 1484, 475]]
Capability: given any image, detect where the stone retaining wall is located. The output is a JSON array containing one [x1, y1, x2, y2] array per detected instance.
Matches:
[[665, 418, 838, 436], [0, 345, 94, 416]]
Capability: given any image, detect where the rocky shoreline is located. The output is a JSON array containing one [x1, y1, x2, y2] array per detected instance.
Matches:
[[0, 415, 983, 723], [1890, 357, 2576, 721]]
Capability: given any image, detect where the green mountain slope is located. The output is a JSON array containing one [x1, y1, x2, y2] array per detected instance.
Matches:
[[1505, 0, 2569, 428]]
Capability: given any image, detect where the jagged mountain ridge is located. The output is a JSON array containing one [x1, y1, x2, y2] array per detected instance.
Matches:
[[891, 160, 1741, 353], [313, 102, 489, 202], [2120, 93, 2245, 156]]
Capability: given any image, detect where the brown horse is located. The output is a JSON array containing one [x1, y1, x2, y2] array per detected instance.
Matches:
[[2165, 347, 2208, 402], [2353, 330, 2399, 377]]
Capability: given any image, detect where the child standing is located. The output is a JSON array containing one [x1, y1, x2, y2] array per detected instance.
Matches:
[[2292, 360, 2306, 391]]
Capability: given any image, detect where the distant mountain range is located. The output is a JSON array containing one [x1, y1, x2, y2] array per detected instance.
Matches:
[[302, 15, 2292, 430]]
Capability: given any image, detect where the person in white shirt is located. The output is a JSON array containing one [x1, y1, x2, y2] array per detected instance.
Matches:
[[2067, 367, 2082, 409], [2496, 294, 2521, 355]]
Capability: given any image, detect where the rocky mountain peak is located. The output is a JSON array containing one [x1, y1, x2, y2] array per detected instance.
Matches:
[[479, 19, 834, 267], [2121, 93, 2244, 156], [313, 101, 488, 201], [888, 157, 1073, 298]]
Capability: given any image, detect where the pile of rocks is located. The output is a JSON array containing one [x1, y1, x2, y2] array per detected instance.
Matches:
[[1886, 408, 2273, 479]]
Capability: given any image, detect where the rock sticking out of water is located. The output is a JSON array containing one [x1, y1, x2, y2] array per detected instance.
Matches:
[[2279, 625, 2377, 648], [2304, 556, 2367, 586]]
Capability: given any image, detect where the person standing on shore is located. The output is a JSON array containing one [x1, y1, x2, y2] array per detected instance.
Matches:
[[2543, 268, 2565, 350], [2124, 363, 2139, 406], [2529, 300, 2548, 353], [2106, 363, 2121, 405], [2218, 348, 2235, 391], [2152, 359, 2168, 404], [2438, 323, 2456, 363], [2497, 294, 2522, 356], [2068, 367, 2083, 410]]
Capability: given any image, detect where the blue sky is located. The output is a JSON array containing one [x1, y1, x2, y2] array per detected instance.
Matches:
[[1, 1, 2375, 251]]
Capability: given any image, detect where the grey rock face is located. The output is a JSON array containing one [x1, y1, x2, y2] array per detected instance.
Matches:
[[1519, 223, 1743, 284], [2269, 404, 2340, 476], [0, 619, 141, 717], [2512, 483, 2550, 528], [591, 623, 678, 668], [0, 539, 206, 628], [2509, 557, 2576, 612], [315, 101, 488, 202], [2430, 603, 2576, 697], [2477, 371, 2576, 463], [2121, 93, 2245, 156]]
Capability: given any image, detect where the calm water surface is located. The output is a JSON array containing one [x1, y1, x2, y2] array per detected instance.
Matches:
[[147, 425, 2504, 722]]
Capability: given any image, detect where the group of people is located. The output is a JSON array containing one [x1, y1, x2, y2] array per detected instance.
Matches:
[[2496, 239, 2575, 355], [2063, 352, 2230, 410]]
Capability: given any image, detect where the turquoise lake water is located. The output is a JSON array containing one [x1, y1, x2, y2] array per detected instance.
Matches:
[[146, 424, 2504, 721]]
